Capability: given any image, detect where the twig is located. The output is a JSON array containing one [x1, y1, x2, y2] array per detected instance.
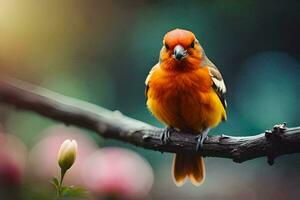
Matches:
[[0, 77, 299, 164]]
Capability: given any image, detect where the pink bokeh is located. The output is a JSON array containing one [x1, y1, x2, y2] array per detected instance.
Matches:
[[0, 133, 27, 187], [81, 147, 154, 199]]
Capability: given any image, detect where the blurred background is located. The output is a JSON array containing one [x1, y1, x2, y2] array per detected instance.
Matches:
[[0, 0, 300, 199]]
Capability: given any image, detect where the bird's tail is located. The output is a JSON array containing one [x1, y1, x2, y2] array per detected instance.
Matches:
[[172, 153, 205, 186]]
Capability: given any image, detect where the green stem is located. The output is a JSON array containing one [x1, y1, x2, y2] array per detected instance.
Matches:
[[58, 168, 67, 196]]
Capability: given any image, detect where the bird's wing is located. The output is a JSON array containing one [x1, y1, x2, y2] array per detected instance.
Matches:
[[145, 63, 159, 99], [202, 57, 227, 110]]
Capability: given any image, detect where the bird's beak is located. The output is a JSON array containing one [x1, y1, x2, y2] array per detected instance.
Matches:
[[173, 45, 187, 61]]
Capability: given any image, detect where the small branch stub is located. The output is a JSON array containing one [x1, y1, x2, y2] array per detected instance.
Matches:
[[265, 123, 287, 165]]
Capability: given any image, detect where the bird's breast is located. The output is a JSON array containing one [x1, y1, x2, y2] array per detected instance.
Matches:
[[147, 67, 225, 131]]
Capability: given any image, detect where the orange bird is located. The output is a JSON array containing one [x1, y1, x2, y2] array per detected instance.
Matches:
[[145, 29, 227, 186]]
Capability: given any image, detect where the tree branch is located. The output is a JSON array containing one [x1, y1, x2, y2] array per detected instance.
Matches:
[[0, 77, 299, 164]]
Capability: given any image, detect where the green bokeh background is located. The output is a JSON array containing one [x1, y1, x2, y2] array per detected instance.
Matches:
[[0, 0, 300, 199]]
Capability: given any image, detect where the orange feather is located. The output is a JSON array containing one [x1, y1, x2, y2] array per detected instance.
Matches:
[[146, 29, 226, 186]]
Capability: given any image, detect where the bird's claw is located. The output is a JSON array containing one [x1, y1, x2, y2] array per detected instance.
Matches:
[[161, 127, 174, 144], [196, 128, 210, 152]]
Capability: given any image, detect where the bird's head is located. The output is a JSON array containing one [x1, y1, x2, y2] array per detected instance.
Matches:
[[159, 29, 204, 70]]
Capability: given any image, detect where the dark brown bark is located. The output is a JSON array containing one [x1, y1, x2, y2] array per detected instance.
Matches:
[[0, 77, 299, 164]]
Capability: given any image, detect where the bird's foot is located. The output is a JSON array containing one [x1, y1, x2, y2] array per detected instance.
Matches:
[[161, 127, 175, 144], [196, 128, 210, 152]]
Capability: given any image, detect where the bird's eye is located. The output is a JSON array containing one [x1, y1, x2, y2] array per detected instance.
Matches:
[[165, 43, 170, 50], [190, 41, 195, 48]]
